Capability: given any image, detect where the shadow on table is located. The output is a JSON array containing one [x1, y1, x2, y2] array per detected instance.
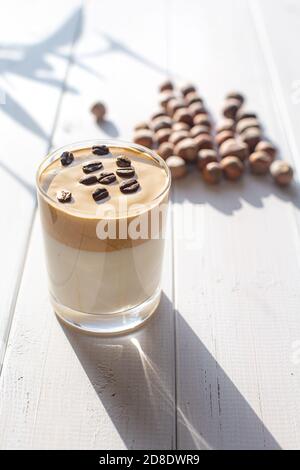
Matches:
[[173, 168, 300, 216], [60, 292, 280, 450]]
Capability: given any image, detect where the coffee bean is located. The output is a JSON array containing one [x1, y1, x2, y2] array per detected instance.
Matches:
[[216, 119, 235, 133], [152, 117, 172, 133], [117, 156, 131, 167], [92, 187, 109, 201], [120, 179, 140, 194], [159, 80, 174, 92], [92, 145, 109, 155], [222, 99, 241, 119], [202, 162, 222, 184], [79, 175, 98, 185], [240, 128, 262, 152], [166, 156, 187, 179], [219, 138, 249, 161], [188, 101, 207, 118], [193, 133, 214, 151], [185, 92, 203, 107], [60, 151, 74, 166], [90, 102, 106, 122], [159, 90, 176, 109], [181, 83, 196, 96], [215, 130, 235, 147], [249, 152, 272, 175], [82, 161, 103, 174], [190, 125, 211, 138], [197, 149, 218, 171], [193, 114, 211, 129], [151, 110, 168, 121], [270, 160, 293, 186], [98, 172, 117, 184], [167, 98, 186, 116], [57, 190, 72, 203], [225, 91, 244, 106], [236, 110, 257, 122], [133, 129, 154, 148], [174, 138, 198, 162], [155, 128, 172, 145], [116, 167, 135, 178], [255, 141, 277, 160], [236, 118, 260, 135], [158, 142, 174, 160], [221, 156, 244, 181], [169, 130, 190, 146], [172, 122, 190, 132], [173, 108, 193, 127]]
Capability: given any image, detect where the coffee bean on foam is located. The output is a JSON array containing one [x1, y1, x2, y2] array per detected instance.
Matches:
[[120, 178, 140, 194]]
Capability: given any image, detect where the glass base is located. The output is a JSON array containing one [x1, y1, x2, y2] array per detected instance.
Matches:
[[52, 288, 161, 335]]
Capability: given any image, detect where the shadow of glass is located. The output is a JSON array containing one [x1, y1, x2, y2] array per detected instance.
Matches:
[[59, 292, 280, 450], [173, 168, 300, 215]]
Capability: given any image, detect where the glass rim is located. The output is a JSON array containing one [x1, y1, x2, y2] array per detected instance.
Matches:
[[36, 138, 171, 219]]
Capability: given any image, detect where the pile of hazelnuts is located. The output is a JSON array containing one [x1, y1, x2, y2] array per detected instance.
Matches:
[[132, 81, 294, 186]]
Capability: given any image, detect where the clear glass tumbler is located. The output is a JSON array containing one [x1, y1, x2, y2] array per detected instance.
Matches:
[[36, 140, 171, 335]]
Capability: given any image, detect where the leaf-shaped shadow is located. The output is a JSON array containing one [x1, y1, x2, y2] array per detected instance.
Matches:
[[0, 8, 85, 141], [1, 91, 48, 141]]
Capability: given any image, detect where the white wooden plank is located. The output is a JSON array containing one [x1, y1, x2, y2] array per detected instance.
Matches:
[[0, 217, 174, 450], [0, 0, 176, 450], [0, 0, 82, 366], [170, 0, 300, 449]]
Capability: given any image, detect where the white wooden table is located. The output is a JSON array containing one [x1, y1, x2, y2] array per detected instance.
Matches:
[[1, 0, 300, 450]]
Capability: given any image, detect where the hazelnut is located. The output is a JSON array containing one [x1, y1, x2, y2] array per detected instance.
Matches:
[[172, 122, 190, 132], [185, 91, 203, 106], [151, 110, 168, 121], [241, 127, 262, 152], [202, 162, 223, 184], [155, 128, 172, 144], [167, 98, 186, 116], [169, 130, 190, 146], [166, 156, 187, 179], [221, 156, 244, 181], [152, 116, 173, 133], [159, 90, 176, 109], [90, 102, 106, 122], [270, 161, 294, 186], [193, 113, 212, 129], [255, 141, 277, 160], [222, 98, 241, 119], [219, 138, 249, 161], [158, 141, 174, 160], [225, 91, 244, 106], [236, 118, 261, 135], [216, 118, 235, 133], [197, 149, 218, 171], [236, 110, 257, 122], [190, 125, 211, 138], [188, 101, 207, 118], [215, 130, 235, 147], [174, 138, 198, 162], [193, 133, 214, 151], [173, 108, 193, 127], [134, 121, 150, 131], [249, 152, 272, 175], [159, 80, 174, 92], [133, 129, 154, 148], [180, 83, 196, 96]]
